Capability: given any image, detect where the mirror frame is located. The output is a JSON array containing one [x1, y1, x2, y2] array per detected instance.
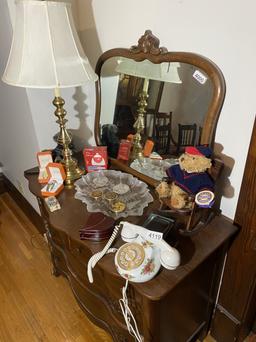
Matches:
[[94, 30, 226, 186]]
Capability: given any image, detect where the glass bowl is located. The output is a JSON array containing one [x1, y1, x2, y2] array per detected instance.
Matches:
[[74, 170, 153, 219]]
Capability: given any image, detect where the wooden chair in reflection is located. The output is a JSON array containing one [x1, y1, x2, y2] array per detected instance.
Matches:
[[154, 112, 174, 154], [176, 123, 197, 155], [198, 126, 203, 145]]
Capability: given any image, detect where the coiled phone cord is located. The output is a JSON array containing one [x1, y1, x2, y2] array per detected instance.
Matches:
[[119, 279, 143, 342], [87, 224, 120, 283]]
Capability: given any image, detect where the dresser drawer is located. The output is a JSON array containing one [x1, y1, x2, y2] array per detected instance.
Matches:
[[65, 250, 115, 301], [68, 240, 92, 264], [65, 243, 142, 326], [65, 249, 90, 284], [104, 273, 144, 329], [68, 272, 134, 342]]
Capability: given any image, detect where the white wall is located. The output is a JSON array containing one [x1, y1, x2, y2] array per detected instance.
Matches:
[[26, 83, 96, 152], [0, 0, 39, 209], [1, 0, 256, 219]]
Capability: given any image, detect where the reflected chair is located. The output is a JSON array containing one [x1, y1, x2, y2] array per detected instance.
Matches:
[[176, 123, 197, 155], [154, 112, 173, 154], [198, 126, 203, 145]]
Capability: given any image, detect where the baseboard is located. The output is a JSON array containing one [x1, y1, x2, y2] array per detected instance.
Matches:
[[0, 173, 45, 234]]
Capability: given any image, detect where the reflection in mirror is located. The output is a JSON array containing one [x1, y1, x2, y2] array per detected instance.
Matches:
[[100, 57, 214, 158], [95, 30, 225, 186]]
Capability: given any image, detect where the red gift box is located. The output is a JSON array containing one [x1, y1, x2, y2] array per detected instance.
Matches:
[[117, 140, 132, 161], [83, 146, 108, 172]]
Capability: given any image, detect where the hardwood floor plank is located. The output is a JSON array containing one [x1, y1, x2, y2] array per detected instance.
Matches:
[[0, 193, 112, 342]]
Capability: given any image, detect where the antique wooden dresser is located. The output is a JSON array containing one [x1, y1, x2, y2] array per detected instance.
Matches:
[[25, 170, 237, 342]]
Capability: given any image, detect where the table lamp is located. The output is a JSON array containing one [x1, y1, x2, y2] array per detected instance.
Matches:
[[116, 58, 182, 159], [2, 0, 98, 185]]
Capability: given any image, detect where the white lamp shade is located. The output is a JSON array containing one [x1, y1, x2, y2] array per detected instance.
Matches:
[[2, 0, 98, 88], [116, 58, 182, 84]]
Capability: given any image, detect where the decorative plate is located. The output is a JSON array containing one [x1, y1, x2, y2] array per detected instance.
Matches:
[[74, 170, 153, 219]]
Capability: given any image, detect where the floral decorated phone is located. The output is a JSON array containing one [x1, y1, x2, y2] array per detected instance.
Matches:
[[114, 222, 180, 282]]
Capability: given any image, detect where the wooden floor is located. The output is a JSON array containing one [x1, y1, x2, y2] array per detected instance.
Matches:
[[0, 192, 254, 342], [0, 193, 112, 342]]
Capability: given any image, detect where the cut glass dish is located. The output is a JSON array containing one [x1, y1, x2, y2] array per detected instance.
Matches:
[[74, 170, 153, 219]]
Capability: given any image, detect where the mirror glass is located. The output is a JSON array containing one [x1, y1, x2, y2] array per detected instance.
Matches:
[[94, 30, 225, 186], [99, 57, 214, 157]]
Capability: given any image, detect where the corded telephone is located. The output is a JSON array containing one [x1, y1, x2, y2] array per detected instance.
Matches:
[[87, 221, 180, 283], [115, 222, 180, 282], [87, 221, 180, 342]]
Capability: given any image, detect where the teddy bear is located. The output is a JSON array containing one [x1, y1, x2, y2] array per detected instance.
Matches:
[[156, 146, 214, 210]]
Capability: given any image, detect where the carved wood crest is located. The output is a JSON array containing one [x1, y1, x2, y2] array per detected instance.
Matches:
[[130, 30, 168, 55]]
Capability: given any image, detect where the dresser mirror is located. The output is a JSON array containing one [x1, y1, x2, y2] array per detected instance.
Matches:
[[94, 30, 225, 186]]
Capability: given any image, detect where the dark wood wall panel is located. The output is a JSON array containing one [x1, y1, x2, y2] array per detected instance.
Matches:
[[211, 117, 256, 342]]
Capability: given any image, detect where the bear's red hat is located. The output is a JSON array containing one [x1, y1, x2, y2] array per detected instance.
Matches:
[[185, 146, 203, 156], [185, 146, 212, 158]]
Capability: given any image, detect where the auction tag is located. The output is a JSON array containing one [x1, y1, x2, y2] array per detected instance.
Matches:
[[146, 230, 163, 243], [193, 70, 207, 84]]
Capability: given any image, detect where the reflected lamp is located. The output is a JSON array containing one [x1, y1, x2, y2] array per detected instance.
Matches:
[[2, 0, 98, 185], [116, 58, 181, 159]]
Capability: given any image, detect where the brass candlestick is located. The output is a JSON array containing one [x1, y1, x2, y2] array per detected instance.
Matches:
[[53, 96, 84, 186], [130, 89, 148, 160]]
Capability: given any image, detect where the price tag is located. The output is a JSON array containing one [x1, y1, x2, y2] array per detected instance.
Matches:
[[146, 230, 163, 243], [193, 70, 207, 84]]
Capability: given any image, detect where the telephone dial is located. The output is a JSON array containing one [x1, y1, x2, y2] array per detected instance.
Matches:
[[87, 221, 180, 342]]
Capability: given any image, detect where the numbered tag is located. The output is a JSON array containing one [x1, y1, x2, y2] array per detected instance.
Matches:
[[146, 230, 163, 243], [193, 70, 207, 84]]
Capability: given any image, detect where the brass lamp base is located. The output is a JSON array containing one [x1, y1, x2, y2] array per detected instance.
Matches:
[[130, 90, 148, 161], [130, 133, 144, 160], [62, 155, 84, 186], [53, 96, 84, 186]]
